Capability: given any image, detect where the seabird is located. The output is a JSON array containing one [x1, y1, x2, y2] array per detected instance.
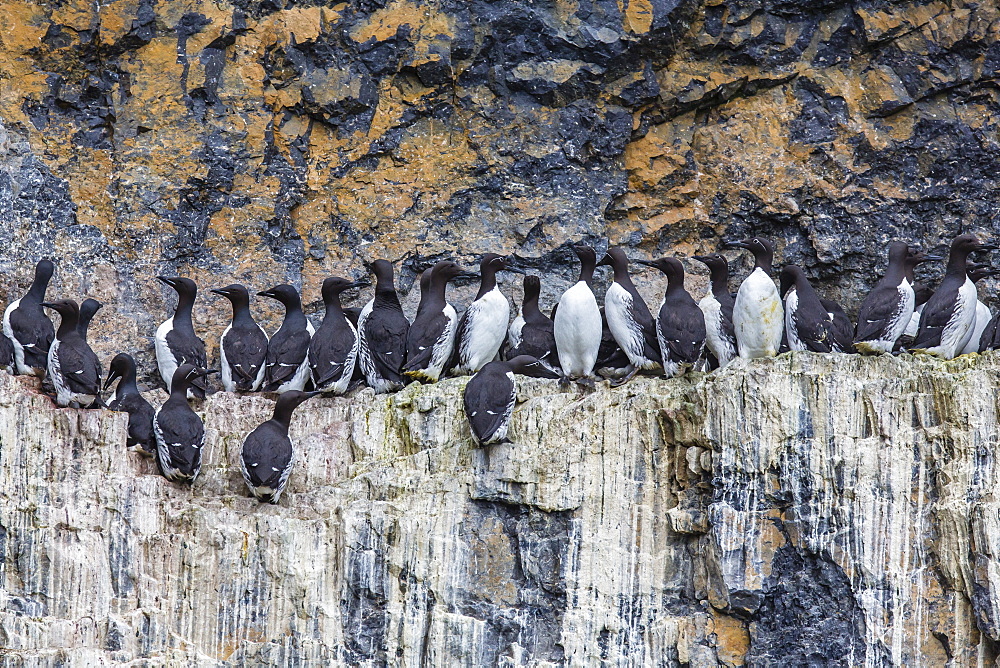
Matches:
[[505, 275, 558, 373], [104, 353, 156, 457], [258, 284, 315, 393], [959, 264, 999, 355], [553, 245, 602, 385], [4, 259, 55, 376], [403, 260, 471, 383], [779, 265, 843, 353], [451, 254, 516, 375], [240, 390, 317, 503], [41, 299, 102, 408], [692, 254, 736, 368], [728, 238, 784, 359], [155, 276, 208, 399], [357, 260, 410, 394], [636, 257, 706, 377], [153, 364, 218, 483], [212, 284, 268, 392], [309, 276, 367, 394], [463, 355, 560, 446], [854, 242, 915, 354], [598, 247, 662, 385], [898, 250, 937, 348], [911, 234, 996, 359]]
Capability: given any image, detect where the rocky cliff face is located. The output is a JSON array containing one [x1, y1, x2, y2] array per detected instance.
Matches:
[[2, 0, 1000, 381], [1, 353, 1000, 665]]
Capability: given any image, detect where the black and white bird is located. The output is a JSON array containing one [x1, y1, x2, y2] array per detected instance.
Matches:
[[77, 298, 102, 341], [104, 353, 156, 457], [357, 260, 410, 394], [259, 284, 315, 393], [854, 242, 914, 354], [155, 276, 208, 399], [911, 234, 996, 359], [692, 254, 736, 368], [780, 265, 844, 353], [505, 275, 558, 373], [0, 330, 13, 374], [403, 261, 471, 383], [240, 390, 317, 504], [309, 277, 366, 394], [728, 238, 784, 359], [4, 259, 55, 376], [212, 284, 268, 392], [553, 245, 602, 385], [959, 264, 999, 355], [463, 355, 560, 446], [636, 257, 706, 377], [898, 250, 938, 347], [598, 247, 662, 385], [154, 364, 217, 483], [451, 254, 516, 375], [41, 299, 102, 408]]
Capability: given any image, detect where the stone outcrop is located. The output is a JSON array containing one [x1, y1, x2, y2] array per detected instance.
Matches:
[[2, 353, 1000, 665]]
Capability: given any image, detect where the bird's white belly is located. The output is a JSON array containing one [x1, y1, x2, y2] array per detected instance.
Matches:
[[458, 288, 509, 373], [508, 315, 524, 352], [961, 300, 991, 355], [219, 324, 234, 392], [155, 318, 177, 390], [4, 299, 28, 375], [934, 278, 977, 359], [553, 281, 601, 378], [733, 269, 783, 359], [699, 293, 734, 367], [605, 282, 656, 369]]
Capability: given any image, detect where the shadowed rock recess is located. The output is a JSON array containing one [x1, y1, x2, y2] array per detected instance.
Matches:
[[2, 353, 1000, 664]]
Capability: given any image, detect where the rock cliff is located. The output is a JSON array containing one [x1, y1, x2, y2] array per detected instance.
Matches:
[[2, 353, 1000, 665], [2, 0, 1000, 383]]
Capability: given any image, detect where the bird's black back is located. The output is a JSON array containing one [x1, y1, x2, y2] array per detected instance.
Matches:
[[820, 298, 855, 353], [242, 421, 293, 489], [111, 392, 156, 452], [155, 400, 205, 475], [789, 289, 837, 353], [10, 301, 54, 369], [309, 315, 356, 388], [223, 323, 268, 390], [166, 328, 208, 397], [58, 335, 102, 395], [363, 296, 410, 382], [264, 321, 311, 390], [911, 277, 963, 349], [658, 292, 707, 363], [404, 310, 450, 372], [463, 363, 515, 444]]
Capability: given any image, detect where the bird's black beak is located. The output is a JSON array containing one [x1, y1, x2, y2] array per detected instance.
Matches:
[[40, 302, 56, 309], [596, 254, 613, 267], [691, 255, 710, 263], [157, 276, 177, 288], [724, 240, 751, 250], [102, 370, 121, 392], [457, 271, 480, 280], [197, 369, 221, 378], [528, 363, 561, 380], [976, 243, 999, 252], [349, 280, 372, 290], [503, 259, 526, 275], [257, 289, 275, 298], [923, 254, 945, 262], [210, 288, 229, 297], [633, 259, 656, 268]]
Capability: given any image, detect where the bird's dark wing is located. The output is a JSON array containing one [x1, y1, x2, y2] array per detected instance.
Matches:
[[911, 282, 960, 349], [463, 370, 514, 444], [123, 395, 156, 450], [224, 325, 268, 384], [510, 321, 558, 368], [155, 405, 205, 472], [241, 422, 292, 488], [265, 328, 311, 386], [403, 311, 449, 372], [10, 304, 53, 367], [58, 342, 102, 394], [0, 334, 13, 367], [659, 301, 707, 364], [854, 285, 902, 343], [792, 310, 836, 353], [309, 321, 357, 388], [363, 308, 409, 380], [980, 312, 1000, 352], [165, 329, 207, 368]]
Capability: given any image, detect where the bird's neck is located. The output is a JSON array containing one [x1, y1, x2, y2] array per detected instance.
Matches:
[[710, 269, 729, 299], [117, 369, 141, 398], [322, 295, 346, 326], [173, 297, 195, 328], [56, 315, 80, 339], [476, 266, 497, 300], [26, 274, 49, 302], [946, 250, 970, 277]]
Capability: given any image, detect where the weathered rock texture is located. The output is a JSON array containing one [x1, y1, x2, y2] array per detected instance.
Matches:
[[3, 353, 1000, 665], [2, 0, 1000, 383]]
